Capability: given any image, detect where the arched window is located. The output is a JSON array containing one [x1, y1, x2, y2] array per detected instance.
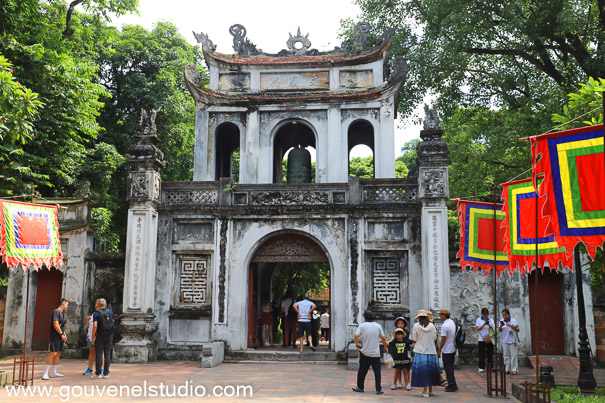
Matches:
[[215, 122, 240, 181], [348, 120, 375, 178], [273, 121, 316, 183]]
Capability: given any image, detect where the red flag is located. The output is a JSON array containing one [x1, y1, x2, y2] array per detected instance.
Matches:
[[531, 124, 605, 259], [501, 179, 572, 275], [456, 199, 509, 276]]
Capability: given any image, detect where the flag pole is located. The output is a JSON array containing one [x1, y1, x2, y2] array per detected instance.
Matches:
[[534, 174, 540, 386], [492, 186, 499, 391]]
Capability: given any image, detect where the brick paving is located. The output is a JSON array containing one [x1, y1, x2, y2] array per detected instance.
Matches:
[[0, 355, 603, 402]]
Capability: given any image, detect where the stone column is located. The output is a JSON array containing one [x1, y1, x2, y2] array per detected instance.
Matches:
[[417, 105, 450, 311], [114, 110, 165, 363]]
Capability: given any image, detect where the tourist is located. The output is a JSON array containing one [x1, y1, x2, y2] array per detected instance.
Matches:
[[437, 308, 458, 392], [352, 309, 389, 395], [476, 307, 495, 373], [293, 293, 316, 352], [389, 328, 412, 391], [499, 308, 520, 374], [91, 298, 115, 379], [280, 293, 294, 347], [311, 308, 321, 347], [394, 316, 408, 331], [410, 309, 441, 398], [320, 308, 330, 342], [261, 296, 274, 346], [83, 311, 102, 376], [42, 298, 69, 380]]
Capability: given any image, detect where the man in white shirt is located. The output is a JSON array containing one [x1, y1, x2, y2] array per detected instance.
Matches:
[[293, 293, 316, 352], [437, 308, 458, 392], [352, 310, 389, 395], [320, 309, 330, 342]]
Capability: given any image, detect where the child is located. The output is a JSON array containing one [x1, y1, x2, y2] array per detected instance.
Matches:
[[389, 328, 412, 390]]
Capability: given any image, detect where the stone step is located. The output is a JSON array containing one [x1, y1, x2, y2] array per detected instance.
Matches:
[[225, 349, 346, 363]]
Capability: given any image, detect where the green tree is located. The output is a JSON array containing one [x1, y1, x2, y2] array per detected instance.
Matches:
[[352, 0, 604, 118], [0, 54, 44, 193], [553, 76, 604, 129], [96, 22, 207, 181], [348, 156, 409, 178]]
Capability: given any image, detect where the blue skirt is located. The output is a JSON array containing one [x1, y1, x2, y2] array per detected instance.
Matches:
[[411, 353, 442, 387]]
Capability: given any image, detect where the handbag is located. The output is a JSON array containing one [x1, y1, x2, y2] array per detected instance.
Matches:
[[384, 353, 394, 368]]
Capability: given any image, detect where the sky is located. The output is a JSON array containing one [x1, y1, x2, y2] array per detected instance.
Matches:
[[111, 0, 422, 158]]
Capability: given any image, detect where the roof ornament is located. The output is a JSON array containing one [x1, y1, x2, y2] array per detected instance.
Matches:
[[286, 27, 312, 56], [229, 24, 260, 57], [192, 31, 217, 52], [354, 22, 370, 49], [139, 108, 157, 136], [423, 104, 441, 130]]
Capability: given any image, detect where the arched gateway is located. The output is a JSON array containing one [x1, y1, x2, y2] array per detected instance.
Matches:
[[114, 23, 452, 367], [247, 233, 330, 348]]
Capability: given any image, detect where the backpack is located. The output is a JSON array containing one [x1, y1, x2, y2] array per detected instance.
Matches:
[[287, 302, 298, 320], [454, 322, 465, 349], [96, 309, 115, 337]]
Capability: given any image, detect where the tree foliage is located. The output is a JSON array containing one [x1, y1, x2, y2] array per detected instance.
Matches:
[[352, 0, 604, 118], [348, 156, 409, 178], [553, 76, 604, 129]]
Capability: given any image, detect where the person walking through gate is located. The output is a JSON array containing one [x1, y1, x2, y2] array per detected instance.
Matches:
[[293, 293, 316, 352], [352, 309, 389, 395], [437, 308, 458, 392], [320, 308, 330, 343], [281, 293, 295, 347], [42, 298, 69, 380], [91, 298, 115, 379], [476, 307, 495, 373]]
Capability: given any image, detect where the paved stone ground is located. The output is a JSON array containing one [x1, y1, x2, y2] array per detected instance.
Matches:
[[0, 356, 604, 402]]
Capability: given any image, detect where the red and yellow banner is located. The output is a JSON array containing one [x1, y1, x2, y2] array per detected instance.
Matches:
[[501, 178, 572, 275], [455, 199, 509, 276], [0, 200, 63, 270], [531, 124, 605, 259]]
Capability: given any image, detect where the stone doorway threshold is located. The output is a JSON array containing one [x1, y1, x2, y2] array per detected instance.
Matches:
[[224, 347, 346, 364]]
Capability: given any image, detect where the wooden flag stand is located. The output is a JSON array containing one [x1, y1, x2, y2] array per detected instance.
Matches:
[[486, 358, 507, 397], [12, 354, 35, 386], [524, 381, 551, 403]]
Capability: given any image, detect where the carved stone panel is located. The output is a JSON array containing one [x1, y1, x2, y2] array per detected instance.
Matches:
[[372, 257, 401, 304], [339, 70, 373, 88], [130, 173, 148, 199], [218, 73, 250, 91], [178, 256, 210, 305], [366, 220, 405, 242], [163, 190, 217, 206], [173, 222, 214, 243], [252, 234, 328, 263], [259, 71, 329, 90], [248, 191, 328, 206], [419, 167, 448, 198]]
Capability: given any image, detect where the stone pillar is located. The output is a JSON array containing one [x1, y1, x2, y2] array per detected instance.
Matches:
[[114, 110, 165, 363], [417, 105, 450, 311]]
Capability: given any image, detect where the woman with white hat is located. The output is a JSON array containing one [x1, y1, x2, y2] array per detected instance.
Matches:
[[410, 309, 441, 397]]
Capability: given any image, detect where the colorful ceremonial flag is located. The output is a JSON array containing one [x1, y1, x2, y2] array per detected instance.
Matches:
[[531, 124, 605, 259], [501, 179, 572, 275], [455, 199, 509, 276], [0, 200, 63, 270]]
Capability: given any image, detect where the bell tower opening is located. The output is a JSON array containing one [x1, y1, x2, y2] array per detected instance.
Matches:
[[215, 122, 240, 181], [273, 122, 316, 183], [348, 120, 375, 178]]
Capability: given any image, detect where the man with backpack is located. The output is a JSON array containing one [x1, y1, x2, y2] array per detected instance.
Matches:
[[91, 298, 115, 379], [437, 308, 458, 392]]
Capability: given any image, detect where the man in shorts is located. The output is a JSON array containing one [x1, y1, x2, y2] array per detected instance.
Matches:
[[293, 293, 316, 352], [42, 298, 69, 380]]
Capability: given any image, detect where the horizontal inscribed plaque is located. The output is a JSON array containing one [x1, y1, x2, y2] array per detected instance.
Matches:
[[260, 71, 329, 91]]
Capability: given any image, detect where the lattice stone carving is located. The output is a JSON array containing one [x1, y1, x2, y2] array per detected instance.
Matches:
[[372, 257, 400, 304], [363, 186, 417, 203], [179, 257, 209, 304], [163, 190, 217, 205]]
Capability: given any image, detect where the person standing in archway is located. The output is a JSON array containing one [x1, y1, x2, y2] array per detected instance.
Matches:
[[42, 298, 68, 380], [293, 293, 316, 352]]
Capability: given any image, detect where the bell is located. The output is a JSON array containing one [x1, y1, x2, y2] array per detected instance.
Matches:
[[286, 145, 311, 183]]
